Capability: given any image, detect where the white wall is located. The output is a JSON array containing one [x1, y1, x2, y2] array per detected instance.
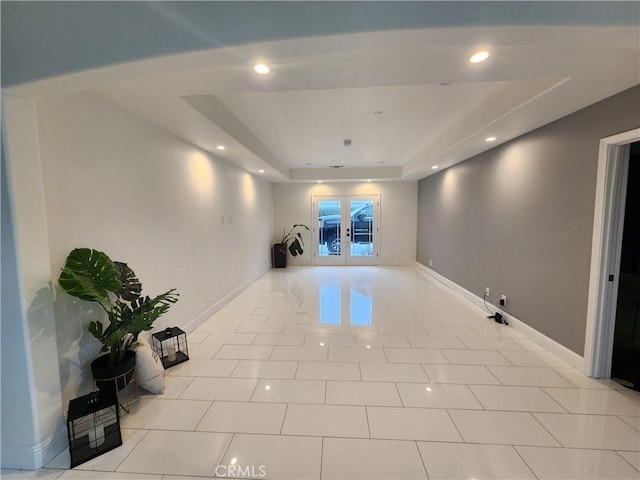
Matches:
[[273, 181, 417, 266], [2, 139, 40, 469], [35, 92, 274, 407], [2, 96, 66, 469]]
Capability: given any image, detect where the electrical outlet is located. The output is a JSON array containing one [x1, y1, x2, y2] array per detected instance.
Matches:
[[429, 260, 432, 266], [485, 287, 490, 296], [500, 294, 507, 306]]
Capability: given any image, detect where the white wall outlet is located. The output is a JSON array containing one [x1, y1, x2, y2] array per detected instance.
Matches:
[[485, 287, 490, 296], [500, 294, 507, 306], [429, 260, 432, 266]]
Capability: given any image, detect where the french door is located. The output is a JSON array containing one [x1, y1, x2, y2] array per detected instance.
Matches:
[[313, 195, 379, 266]]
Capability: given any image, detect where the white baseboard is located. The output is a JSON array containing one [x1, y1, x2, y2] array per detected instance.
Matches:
[[1, 427, 67, 470], [182, 266, 271, 334], [415, 262, 584, 371]]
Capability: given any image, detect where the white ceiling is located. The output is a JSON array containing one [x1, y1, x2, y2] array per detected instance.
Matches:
[[11, 25, 640, 183]]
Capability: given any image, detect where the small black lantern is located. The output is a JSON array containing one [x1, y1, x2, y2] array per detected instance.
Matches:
[[66, 391, 122, 468], [152, 326, 189, 369]]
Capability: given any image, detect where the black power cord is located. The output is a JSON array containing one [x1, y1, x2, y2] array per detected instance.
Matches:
[[482, 292, 493, 314], [484, 292, 508, 325]]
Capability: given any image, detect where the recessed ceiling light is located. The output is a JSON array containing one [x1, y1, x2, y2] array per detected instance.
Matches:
[[469, 51, 490, 63], [216, 145, 226, 150], [253, 62, 270, 74], [318, 180, 323, 184], [258, 169, 265, 173], [485, 136, 497, 142], [367, 179, 372, 182], [432, 166, 439, 170]]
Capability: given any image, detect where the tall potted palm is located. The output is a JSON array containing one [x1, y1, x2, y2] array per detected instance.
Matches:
[[58, 248, 178, 389]]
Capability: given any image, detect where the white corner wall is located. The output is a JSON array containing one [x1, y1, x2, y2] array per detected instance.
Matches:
[[35, 92, 274, 407], [1, 152, 39, 468], [273, 181, 417, 266], [2, 96, 66, 469]]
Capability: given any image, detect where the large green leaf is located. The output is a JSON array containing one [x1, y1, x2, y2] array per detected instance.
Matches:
[[288, 238, 304, 256], [114, 261, 142, 301], [58, 248, 121, 305], [281, 224, 310, 256]]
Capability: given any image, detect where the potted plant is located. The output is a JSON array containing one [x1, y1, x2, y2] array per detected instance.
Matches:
[[273, 224, 310, 268], [58, 248, 178, 389]]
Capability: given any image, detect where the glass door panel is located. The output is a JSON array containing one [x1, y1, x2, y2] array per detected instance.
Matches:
[[315, 198, 345, 265], [346, 195, 378, 266], [348, 199, 375, 259]]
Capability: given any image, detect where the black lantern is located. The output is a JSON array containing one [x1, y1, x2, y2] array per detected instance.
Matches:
[[66, 391, 122, 468], [152, 326, 189, 369]]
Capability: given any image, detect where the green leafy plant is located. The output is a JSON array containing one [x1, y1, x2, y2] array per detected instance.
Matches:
[[58, 248, 178, 366], [279, 224, 310, 256]]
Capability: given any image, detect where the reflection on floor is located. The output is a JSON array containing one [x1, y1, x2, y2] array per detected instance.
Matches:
[[3, 267, 640, 479]]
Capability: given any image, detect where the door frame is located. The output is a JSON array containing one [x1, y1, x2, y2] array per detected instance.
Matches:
[[584, 128, 639, 377], [312, 194, 380, 266]]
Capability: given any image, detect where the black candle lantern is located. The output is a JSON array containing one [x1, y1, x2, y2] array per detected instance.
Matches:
[[152, 326, 189, 369], [66, 391, 122, 468]]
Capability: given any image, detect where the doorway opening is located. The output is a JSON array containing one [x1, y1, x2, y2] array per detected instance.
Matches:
[[611, 142, 640, 390], [585, 128, 640, 380]]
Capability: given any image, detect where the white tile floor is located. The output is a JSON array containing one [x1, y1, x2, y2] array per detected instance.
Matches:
[[3, 267, 640, 479]]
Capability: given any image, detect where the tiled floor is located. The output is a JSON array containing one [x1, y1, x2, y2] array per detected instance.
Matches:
[[3, 267, 640, 479]]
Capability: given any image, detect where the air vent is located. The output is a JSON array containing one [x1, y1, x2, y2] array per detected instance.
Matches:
[[329, 165, 344, 169], [343, 139, 352, 147]]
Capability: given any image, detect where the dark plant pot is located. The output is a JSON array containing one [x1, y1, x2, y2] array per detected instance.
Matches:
[[91, 350, 136, 392], [273, 243, 287, 268]]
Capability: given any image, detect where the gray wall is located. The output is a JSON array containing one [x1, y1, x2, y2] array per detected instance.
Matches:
[[417, 85, 640, 355]]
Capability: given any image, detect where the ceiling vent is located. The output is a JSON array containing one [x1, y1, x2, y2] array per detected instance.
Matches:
[[343, 139, 352, 147]]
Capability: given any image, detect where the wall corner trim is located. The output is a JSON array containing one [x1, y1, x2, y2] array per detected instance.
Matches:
[[1, 426, 67, 470], [415, 262, 585, 372]]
